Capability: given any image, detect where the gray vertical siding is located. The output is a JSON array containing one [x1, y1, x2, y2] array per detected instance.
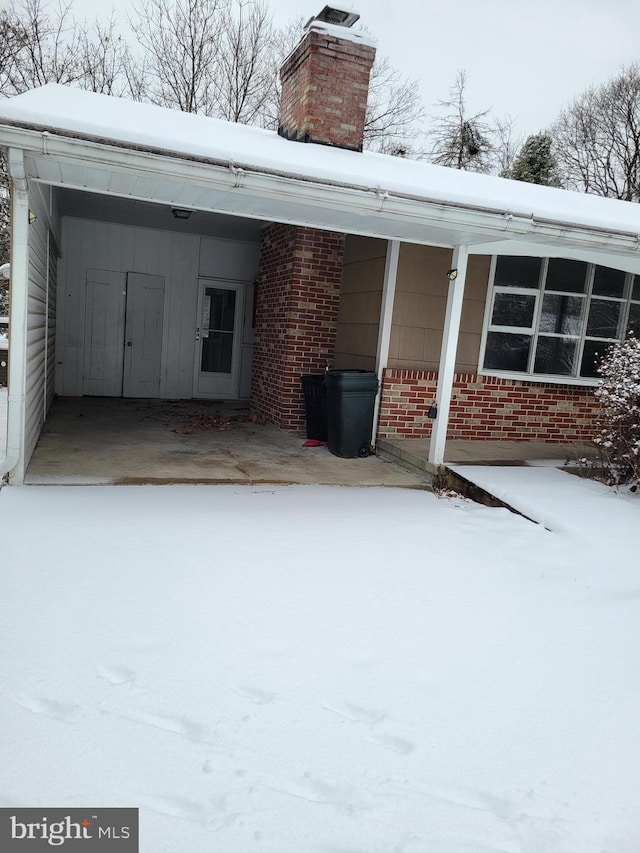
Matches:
[[58, 218, 259, 399]]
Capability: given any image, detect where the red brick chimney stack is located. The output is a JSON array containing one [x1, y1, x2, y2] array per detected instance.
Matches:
[[278, 7, 376, 152]]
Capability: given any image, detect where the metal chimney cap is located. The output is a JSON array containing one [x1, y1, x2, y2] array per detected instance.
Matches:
[[305, 6, 360, 29]]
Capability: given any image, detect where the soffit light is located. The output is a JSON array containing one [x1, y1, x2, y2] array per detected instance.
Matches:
[[307, 6, 360, 28], [171, 207, 192, 220]]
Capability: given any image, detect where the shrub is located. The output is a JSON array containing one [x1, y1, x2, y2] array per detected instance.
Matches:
[[593, 334, 640, 486]]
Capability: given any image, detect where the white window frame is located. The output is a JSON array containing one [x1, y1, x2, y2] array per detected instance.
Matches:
[[479, 256, 640, 386]]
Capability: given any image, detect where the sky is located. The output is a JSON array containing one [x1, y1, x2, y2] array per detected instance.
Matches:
[[65, 0, 640, 142]]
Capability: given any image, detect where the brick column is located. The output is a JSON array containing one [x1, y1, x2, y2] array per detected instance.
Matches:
[[251, 224, 345, 430]]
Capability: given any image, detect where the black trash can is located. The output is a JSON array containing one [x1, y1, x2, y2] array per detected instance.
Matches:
[[325, 369, 378, 458], [301, 374, 328, 441]]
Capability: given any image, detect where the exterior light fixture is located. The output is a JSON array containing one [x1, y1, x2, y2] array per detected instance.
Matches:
[[171, 208, 192, 220], [307, 6, 360, 28], [28, 210, 37, 225], [446, 268, 458, 281]]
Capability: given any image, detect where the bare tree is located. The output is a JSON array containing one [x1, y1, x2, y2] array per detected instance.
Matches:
[[0, 1, 135, 98], [550, 63, 640, 201], [128, 0, 226, 114], [214, 0, 277, 125], [0, 0, 85, 94], [427, 71, 495, 172], [493, 115, 522, 178], [364, 56, 425, 156], [77, 16, 136, 97]]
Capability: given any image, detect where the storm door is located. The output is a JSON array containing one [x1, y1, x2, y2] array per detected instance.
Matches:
[[193, 280, 244, 398]]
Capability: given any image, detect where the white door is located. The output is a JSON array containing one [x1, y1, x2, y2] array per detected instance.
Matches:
[[83, 269, 165, 397], [193, 280, 244, 398], [83, 269, 126, 396], [123, 273, 165, 398]]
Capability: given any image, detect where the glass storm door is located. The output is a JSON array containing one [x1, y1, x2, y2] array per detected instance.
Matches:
[[193, 280, 244, 398]]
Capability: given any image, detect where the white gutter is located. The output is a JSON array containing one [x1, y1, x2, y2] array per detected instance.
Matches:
[[0, 148, 28, 481], [1, 124, 639, 258]]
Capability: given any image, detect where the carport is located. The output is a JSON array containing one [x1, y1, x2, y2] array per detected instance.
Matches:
[[2, 79, 640, 485]]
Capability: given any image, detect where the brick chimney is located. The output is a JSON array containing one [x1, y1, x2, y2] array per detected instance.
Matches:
[[278, 8, 376, 152]]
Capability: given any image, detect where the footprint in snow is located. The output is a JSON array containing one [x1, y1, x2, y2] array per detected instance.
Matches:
[[96, 664, 135, 685], [366, 732, 415, 755], [141, 794, 238, 830], [109, 706, 208, 742], [233, 686, 277, 705], [268, 773, 369, 816], [12, 694, 83, 723], [322, 701, 387, 724]]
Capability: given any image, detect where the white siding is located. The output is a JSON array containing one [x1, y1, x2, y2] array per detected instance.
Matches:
[[45, 236, 57, 412], [58, 218, 260, 399], [23, 184, 57, 466]]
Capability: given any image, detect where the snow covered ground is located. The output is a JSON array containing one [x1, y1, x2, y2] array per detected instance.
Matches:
[[0, 387, 6, 458], [1, 480, 639, 853]]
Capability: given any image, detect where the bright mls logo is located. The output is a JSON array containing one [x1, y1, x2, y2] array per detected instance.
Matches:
[[0, 809, 138, 851]]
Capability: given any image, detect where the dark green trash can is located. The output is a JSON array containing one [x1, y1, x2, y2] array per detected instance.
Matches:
[[301, 374, 328, 441], [325, 369, 378, 458]]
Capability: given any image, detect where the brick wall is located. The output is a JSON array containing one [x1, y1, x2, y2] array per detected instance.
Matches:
[[279, 27, 376, 151], [251, 224, 345, 430], [378, 369, 601, 442]]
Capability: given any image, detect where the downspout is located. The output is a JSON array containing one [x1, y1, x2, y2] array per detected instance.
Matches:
[[0, 148, 28, 482], [428, 245, 469, 466], [371, 239, 399, 446]]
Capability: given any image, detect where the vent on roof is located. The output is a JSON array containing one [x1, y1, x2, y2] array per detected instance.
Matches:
[[305, 6, 360, 29]]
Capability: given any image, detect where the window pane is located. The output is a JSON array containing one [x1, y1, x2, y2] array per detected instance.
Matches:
[[201, 330, 233, 373], [207, 287, 236, 332], [539, 294, 583, 335], [586, 299, 622, 338], [494, 256, 541, 289], [484, 332, 531, 372], [534, 336, 577, 375], [627, 303, 640, 336], [546, 258, 588, 293], [491, 293, 536, 327], [580, 339, 612, 378], [633, 277, 640, 301], [592, 266, 626, 298]]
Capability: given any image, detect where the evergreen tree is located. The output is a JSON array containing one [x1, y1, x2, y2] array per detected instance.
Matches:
[[507, 133, 559, 185]]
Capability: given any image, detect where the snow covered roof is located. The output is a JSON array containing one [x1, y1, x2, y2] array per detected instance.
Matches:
[[0, 84, 639, 266]]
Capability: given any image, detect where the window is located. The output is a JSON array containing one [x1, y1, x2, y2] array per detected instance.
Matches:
[[480, 256, 640, 382]]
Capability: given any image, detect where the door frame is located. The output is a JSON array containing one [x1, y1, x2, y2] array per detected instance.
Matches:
[[192, 278, 246, 399]]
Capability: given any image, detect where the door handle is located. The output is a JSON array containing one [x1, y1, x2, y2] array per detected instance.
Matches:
[[126, 341, 132, 347]]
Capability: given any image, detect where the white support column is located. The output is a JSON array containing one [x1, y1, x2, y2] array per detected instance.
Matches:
[[0, 150, 29, 482], [428, 245, 469, 466], [371, 239, 400, 445]]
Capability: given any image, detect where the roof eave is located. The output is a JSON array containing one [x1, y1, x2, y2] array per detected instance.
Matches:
[[1, 122, 639, 258]]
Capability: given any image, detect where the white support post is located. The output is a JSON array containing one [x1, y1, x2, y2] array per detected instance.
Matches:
[[428, 245, 469, 466], [371, 239, 400, 445], [0, 149, 29, 482]]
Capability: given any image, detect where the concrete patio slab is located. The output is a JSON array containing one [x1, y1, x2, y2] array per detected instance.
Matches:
[[23, 397, 429, 488]]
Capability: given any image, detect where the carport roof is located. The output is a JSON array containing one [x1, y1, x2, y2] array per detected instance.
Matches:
[[1, 84, 640, 268]]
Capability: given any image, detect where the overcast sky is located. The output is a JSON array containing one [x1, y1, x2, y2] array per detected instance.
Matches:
[[72, 0, 640, 140]]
